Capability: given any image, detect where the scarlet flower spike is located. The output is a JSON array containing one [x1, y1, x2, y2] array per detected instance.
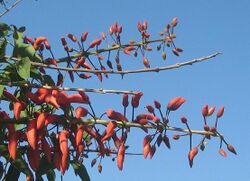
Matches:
[[180, 116, 187, 124], [106, 109, 128, 121], [3, 90, 19, 102], [60, 154, 68, 175], [146, 104, 155, 114], [113, 21, 118, 32], [60, 37, 67, 46], [207, 106, 216, 116], [24, 36, 34, 45], [227, 144, 237, 155], [57, 72, 63, 86], [26, 119, 37, 150], [123, 46, 135, 55], [171, 17, 178, 27], [143, 135, 152, 147], [100, 32, 107, 40], [143, 143, 151, 159], [79, 73, 91, 79], [33, 36, 46, 50], [75, 106, 88, 119], [37, 112, 48, 129], [80, 62, 91, 70], [76, 126, 83, 146], [137, 21, 142, 32], [217, 106, 225, 118], [131, 92, 144, 108], [202, 104, 208, 117], [122, 94, 129, 108], [44, 114, 61, 126], [172, 48, 180, 56], [118, 26, 123, 34], [44, 40, 51, 49], [66, 33, 77, 42], [81, 32, 88, 42], [219, 149, 227, 157], [136, 114, 154, 122], [142, 20, 148, 30], [13, 101, 23, 120], [101, 121, 117, 142], [8, 131, 18, 160], [68, 94, 89, 104], [154, 100, 161, 109], [89, 39, 102, 48], [109, 26, 114, 35], [167, 97, 186, 111], [150, 145, 156, 159], [162, 51, 166, 60], [98, 164, 102, 173], [143, 58, 150, 68], [59, 130, 69, 156], [188, 147, 198, 168]]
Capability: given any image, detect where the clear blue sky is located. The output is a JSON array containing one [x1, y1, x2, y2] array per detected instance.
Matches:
[[1, 0, 250, 180]]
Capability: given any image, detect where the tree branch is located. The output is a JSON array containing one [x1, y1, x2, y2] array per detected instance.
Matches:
[[0, 81, 140, 95], [0, 0, 23, 18], [0, 117, 220, 137], [6, 51, 222, 75], [56, 37, 173, 63]]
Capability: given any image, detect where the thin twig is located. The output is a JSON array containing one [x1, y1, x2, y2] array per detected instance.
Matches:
[[57, 37, 172, 63], [0, 0, 23, 18], [5, 52, 222, 75], [0, 81, 139, 95], [0, 117, 219, 137], [85, 148, 143, 156], [0, 144, 143, 156]]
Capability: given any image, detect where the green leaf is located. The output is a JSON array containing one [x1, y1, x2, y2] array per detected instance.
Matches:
[[46, 169, 56, 181], [14, 123, 23, 130], [0, 39, 7, 59], [30, 66, 43, 80], [0, 23, 9, 37], [13, 26, 25, 44], [13, 42, 42, 62], [36, 156, 55, 176], [0, 144, 8, 152], [6, 164, 20, 181], [35, 173, 44, 181], [12, 157, 32, 176], [0, 161, 3, 180], [17, 57, 31, 79], [71, 160, 91, 181], [0, 85, 4, 97], [42, 74, 55, 86], [82, 131, 92, 145], [18, 26, 26, 33]]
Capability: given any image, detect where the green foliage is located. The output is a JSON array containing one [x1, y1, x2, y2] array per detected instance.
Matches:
[[0, 85, 4, 97], [6, 164, 21, 181], [13, 26, 26, 44], [0, 39, 7, 59], [13, 42, 42, 62], [71, 160, 91, 181], [0, 22, 10, 37], [16, 56, 31, 79], [46, 169, 56, 181]]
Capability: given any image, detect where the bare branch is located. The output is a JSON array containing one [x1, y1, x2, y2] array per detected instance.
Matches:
[[0, 0, 23, 18], [57, 37, 173, 63], [0, 117, 220, 137], [6, 52, 222, 75], [0, 81, 140, 95]]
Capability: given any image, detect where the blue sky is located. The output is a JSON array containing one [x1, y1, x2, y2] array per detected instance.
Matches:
[[1, 0, 250, 180]]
